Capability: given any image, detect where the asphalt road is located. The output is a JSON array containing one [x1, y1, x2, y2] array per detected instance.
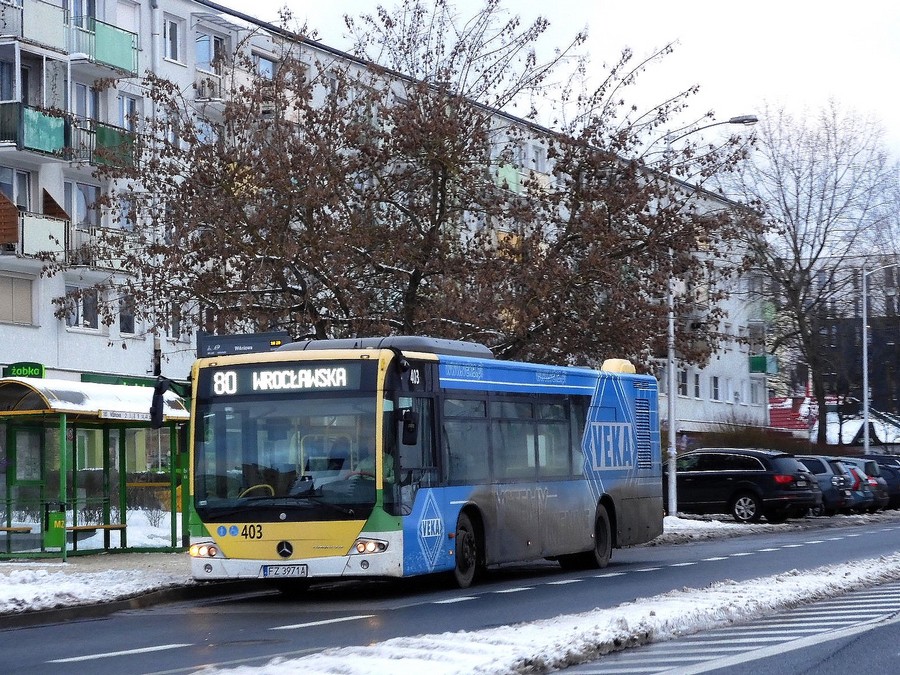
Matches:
[[3, 517, 900, 674]]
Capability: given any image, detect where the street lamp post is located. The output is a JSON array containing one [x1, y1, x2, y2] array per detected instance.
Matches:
[[863, 265, 870, 453], [664, 114, 758, 518]]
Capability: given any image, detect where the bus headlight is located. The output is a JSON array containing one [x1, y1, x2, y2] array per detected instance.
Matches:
[[190, 542, 222, 558], [351, 538, 388, 554]]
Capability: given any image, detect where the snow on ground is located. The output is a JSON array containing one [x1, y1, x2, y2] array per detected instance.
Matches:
[[3, 512, 900, 674]]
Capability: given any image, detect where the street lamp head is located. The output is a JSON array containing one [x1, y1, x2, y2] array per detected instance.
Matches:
[[726, 115, 759, 126]]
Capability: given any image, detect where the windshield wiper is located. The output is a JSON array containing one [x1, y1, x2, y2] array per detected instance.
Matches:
[[292, 494, 356, 516]]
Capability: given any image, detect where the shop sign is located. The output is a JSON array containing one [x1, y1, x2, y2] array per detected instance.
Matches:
[[3, 362, 45, 378]]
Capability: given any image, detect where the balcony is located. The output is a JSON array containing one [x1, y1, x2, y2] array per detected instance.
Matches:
[[68, 16, 138, 77], [749, 354, 778, 374], [0, 0, 68, 52], [0, 104, 135, 166], [71, 225, 139, 270], [0, 208, 69, 261], [195, 73, 225, 101], [67, 117, 136, 167], [0, 103, 66, 156]]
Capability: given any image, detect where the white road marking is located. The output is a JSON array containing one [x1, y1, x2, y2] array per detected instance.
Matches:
[[48, 643, 192, 663], [270, 614, 375, 631]]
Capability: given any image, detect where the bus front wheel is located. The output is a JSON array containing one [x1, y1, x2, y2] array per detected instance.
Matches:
[[453, 512, 482, 589]]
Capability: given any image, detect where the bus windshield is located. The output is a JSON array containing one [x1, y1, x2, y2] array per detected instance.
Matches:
[[193, 392, 380, 520]]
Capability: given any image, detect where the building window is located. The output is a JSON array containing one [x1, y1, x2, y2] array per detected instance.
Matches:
[[0, 61, 14, 100], [167, 303, 184, 340], [710, 376, 720, 401], [253, 53, 276, 79], [693, 373, 701, 398], [64, 181, 100, 228], [117, 94, 139, 131], [531, 144, 547, 172], [750, 381, 762, 405], [65, 285, 99, 330], [74, 82, 99, 122], [678, 369, 688, 396], [0, 275, 32, 324], [0, 166, 30, 210], [164, 16, 184, 62], [196, 33, 225, 74], [119, 294, 135, 334]]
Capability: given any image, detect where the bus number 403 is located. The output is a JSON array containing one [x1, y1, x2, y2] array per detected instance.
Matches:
[[241, 524, 263, 539]]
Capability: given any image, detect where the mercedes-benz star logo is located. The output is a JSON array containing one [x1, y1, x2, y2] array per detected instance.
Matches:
[[276, 541, 293, 558]]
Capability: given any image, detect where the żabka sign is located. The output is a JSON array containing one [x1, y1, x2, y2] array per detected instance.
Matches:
[[4, 362, 45, 378]]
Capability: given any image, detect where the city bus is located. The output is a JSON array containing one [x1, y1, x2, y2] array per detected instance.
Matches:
[[186, 336, 663, 589]]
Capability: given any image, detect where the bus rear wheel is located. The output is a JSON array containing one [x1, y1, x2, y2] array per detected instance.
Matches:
[[590, 504, 612, 568], [557, 504, 612, 570], [453, 512, 482, 589]]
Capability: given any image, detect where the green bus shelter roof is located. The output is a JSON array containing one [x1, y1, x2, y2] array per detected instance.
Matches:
[[0, 377, 189, 422]]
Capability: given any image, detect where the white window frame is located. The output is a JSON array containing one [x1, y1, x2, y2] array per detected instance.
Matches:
[[65, 285, 100, 331], [164, 15, 185, 63], [119, 293, 135, 335], [0, 274, 33, 325], [64, 180, 101, 228], [117, 93, 139, 131]]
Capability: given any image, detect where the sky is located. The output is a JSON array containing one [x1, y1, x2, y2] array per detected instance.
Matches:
[[4, 513, 900, 673], [209, 0, 900, 156]]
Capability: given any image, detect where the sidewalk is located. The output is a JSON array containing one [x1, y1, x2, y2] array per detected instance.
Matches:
[[0, 550, 206, 628]]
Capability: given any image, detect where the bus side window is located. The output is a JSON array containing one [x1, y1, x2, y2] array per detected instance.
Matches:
[[443, 397, 490, 484], [570, 396, 589, 476]]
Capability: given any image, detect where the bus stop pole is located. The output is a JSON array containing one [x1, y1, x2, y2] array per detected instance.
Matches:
[[59, 414, 67, 563]]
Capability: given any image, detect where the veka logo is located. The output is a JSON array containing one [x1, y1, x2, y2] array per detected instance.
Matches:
[[588, 422, 635, 470], [418, 492, 444, 569]]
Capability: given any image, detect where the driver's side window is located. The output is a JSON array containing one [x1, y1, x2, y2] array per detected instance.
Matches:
[[387, 397, 436, 515]]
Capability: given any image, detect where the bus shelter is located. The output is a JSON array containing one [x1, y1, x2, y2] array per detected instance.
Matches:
[[0, 377, 189, 560]]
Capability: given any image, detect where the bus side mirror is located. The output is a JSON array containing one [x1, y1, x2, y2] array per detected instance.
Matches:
[[400, 409, 419, 446]]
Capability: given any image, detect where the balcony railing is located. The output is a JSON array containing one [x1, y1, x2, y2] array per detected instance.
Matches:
[[0, 103, 66, 155], [67, 116, 136, 166], [749, 354, 778, 374], [0, 0, 68, 52], [0, 210, 69, 260], [0, 3, 138, 74], [195, 73, 225, 100], [71, 225, 140, 270], [69, 15, 138, 76], [0, 104, 135, 166]]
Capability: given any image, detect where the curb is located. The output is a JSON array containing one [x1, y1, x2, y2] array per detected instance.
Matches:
[[0, 580, 267, 631]]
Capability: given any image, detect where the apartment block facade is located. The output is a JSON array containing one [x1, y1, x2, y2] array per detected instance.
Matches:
[[0, 0, 768, 437]]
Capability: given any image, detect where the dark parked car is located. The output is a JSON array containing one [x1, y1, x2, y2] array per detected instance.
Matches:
[[840, 457, 889, 512], [668, 448, 822, 523], [861, 454, 900, 508], [831, 460, 876, 513], [796, 455, 853, 516]]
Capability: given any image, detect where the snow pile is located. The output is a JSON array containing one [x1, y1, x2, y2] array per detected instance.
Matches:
[[216, 553, 900, 674]]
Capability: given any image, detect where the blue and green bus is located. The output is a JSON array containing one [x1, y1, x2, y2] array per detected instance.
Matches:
[[188, 336, 662, 589]]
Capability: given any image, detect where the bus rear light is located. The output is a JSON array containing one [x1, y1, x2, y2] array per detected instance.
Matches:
[[190, 543, 221, 558], [351, 538, 388, 554]]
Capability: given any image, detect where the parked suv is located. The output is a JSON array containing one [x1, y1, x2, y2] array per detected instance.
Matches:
[[861, 454, 900, 508], [796, 455, 853, 516], [669, 448, 822, 523]]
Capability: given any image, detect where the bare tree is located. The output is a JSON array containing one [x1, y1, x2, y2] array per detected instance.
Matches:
[[43, 0, 755, 371], [730, 101, 894, 443]]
